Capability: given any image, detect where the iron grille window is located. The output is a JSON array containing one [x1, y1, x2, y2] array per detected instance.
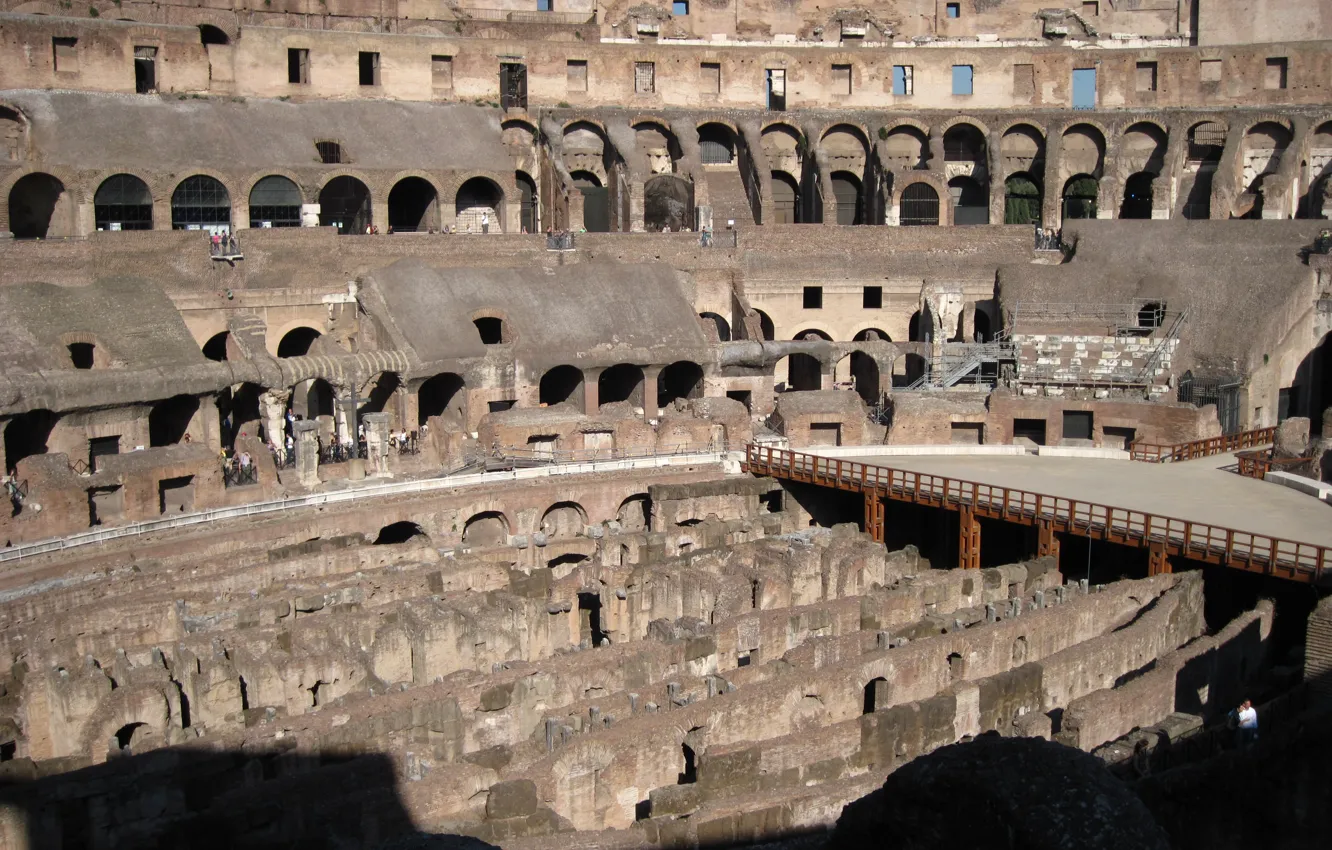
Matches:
[[698, 126, 733, 164], [316, 141, 343, 164], [1187, 123, 1226, 163], [249, 175, 303, 228], [171, 175, 230, 229], [94, 174, 153, 231], [635, 62, 656, 94], [900, 183, 939, 226]]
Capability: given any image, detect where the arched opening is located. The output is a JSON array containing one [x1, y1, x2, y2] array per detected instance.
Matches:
[[202, 331, 229, 362], [831, 171, 863, 225], [1003, 173, 1042, 225], [771, 172, 801, 223], [170, 175, 230, 231], [849, 352, 879, 405], [777, 354, 821, 392], [617, 494, 651, 532], [374, 521, 426, 545], [943, 124, 986, 165], [697, 123, 735, 164], [417, 373, 465, 426], [198, 24, 229, 45], [148, 395, 199, 447], [387, 177, 439, 233], [947, 652, 966, 679], [863, 677, 887, 714], [659, 361, 704, 405], [1062, 175, 1099, 220], [248, 175, 302, 228], [644, 174, 694, 232], [571, 171, 608, 233], [1120, 172, 1155, 219], [1241, 122, 1291, 219], [68, 343, 95, 369], [360, 372, 401, 417], [884, 125, 929, 170], [699, 312, 731, 342], [1121, 122, 1168, 175], [277, 327, 321, 358], [598, 364, 645, 407], [516, 170, 537, 233], [577, 588, 607, 644], [94, 174, 152, 231], [473, 316, 506, 344], [854, 328, 890, 342], [974, 310, 992, 343], [1012, 636, 1028, 665], [462, 511, 508, 546], [293, 378, 335, 422], [319, 176, 371, 234], [1000, 124, 1045, 172], [1299, 123, 1332, 219], [541, 501, 587, 538], [8, 172, 68, 238], [753, 309, 775, 341], [908, 311, 926, 342], [1061, 124, 1106, 180], [900, 183, 939, 226], [218, 382, 261, 449], [949, 175, 989, 225], [0, 107, 24, 163], [114, 722, 148, 752], [1187, 121, 1225, 165], [3, 409, 57, 473], [455, 176, 503, 233], [540, 365, 585, 408]]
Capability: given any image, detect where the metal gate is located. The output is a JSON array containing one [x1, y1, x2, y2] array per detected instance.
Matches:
[[500, 63, 527, 110], [900, 183, 939, 226]]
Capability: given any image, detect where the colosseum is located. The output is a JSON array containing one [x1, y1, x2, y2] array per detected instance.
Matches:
[[1, 0, 1331, 846]]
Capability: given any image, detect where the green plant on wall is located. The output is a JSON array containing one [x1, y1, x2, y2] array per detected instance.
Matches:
[[877, 126, 889, 141], [88, 5, 99, 15]]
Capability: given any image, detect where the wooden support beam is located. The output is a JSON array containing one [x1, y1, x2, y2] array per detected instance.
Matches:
[[864, 492, 885, 543], [1147, 540, 1171, 576], [959, 505, 980, 570], [1037, 519, 1060, 566]]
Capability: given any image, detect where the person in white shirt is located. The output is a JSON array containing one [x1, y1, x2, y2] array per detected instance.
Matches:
[[1236, 699, 1258, 747]]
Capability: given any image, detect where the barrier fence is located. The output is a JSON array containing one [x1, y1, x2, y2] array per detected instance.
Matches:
[[1129, 427, 1277, 463], [744, 444, 1328, 584]]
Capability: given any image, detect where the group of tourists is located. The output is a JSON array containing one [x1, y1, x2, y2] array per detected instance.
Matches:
[[1033, 223, 1063, 251], [209, 230, 239, 256]]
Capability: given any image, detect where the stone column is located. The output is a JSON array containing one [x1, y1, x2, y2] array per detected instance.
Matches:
[[294, 419, 320, 487], [363, 412, 392, 478], [642, 366, 662, 422], [336, 393, 358, 456], [582, 368, 602, 415], [259, 389, 290, 449]]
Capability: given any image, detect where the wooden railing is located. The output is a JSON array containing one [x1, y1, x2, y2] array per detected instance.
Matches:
[[1129, 427, 1277, 463], [1236, 448, 1314, 479], [744, 444, 1329, 585]]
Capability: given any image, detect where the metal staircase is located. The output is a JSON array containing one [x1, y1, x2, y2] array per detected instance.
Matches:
[[899, 336, 1016, 391]]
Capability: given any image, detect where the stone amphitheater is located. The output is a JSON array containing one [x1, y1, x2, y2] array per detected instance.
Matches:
[[2, 0, 1332, 847]]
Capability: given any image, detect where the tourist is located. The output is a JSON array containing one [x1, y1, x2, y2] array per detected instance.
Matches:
[[482, 211, 490, 234], [238, 451, 252, 469], [1236, 699, 1258, 747]]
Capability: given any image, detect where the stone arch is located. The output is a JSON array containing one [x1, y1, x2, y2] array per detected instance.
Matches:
[[793, 327, 834, 341], [198, 23, 232, 45], [644, 174, 694, 231], [455, 176, 504, 233], [275, 325, 322, 358], [149, 394, 200, 446], [1241, 121, 1292, 217], [1119, 122, 1168, 178], [633, 120, 682, 174], [317, 173, 372, 234], [599, 363, 646, 406], [851, 326, 892, 342], [388, 175, 441, 232], [999, 123, 1046, 177], [417, 372, 466, 426], [771, 171, 801, 223], [462, 511, 509, 547], [472, 308, 510, 345], [1060, 124, 1107, 178], [541, 501, 588, 538], [7, 172, 73, 238], [844, 350, 880, 405], [617, 493, 651, 532], [168, 171, 234, 231], [937, 115, 992, 138], [883, 124, 929, 171], [830, 170, 863, 225], [699, 312, 731, 342], [94, 173, 153, 231], [0, 103, 28, 164], [540, 365, 585, 410], [753, 309, 776, 341], [697, 122, 736, 164], [659, 361, 704, 405], [1062, 174, 1100, 220], [1003, 172, 1043, 225], [247, 174, 304, 229], [3, 409, 58, 473], [1120, 172, 1156, 219], [202, 331, 230, 362], [515, 170, 538, 233], [374, 521, 427, 545]]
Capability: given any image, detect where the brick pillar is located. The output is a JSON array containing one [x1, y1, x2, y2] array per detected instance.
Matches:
[[294, 419, 320, 487], [1307, 595, 1332, 711], [362, 412, 392, 478], [583, 368, 601, 415], [642, 366, 662, 422]]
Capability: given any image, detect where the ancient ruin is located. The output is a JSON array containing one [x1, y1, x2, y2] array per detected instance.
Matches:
[[2, 0, 1332, 846]]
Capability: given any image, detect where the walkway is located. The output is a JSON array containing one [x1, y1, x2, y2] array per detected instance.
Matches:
[[745, 446, 1331, 584]]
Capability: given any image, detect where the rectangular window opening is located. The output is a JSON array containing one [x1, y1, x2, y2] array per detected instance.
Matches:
[[803, 286, 823, 309], [88, 436, 121, 473], [863, 286, 882, 309], [287, 48, 310, 85], [1199, 58, 1222, 83], [567, 59, 588, 92], [432, 55, 453, 88], [634, 61, 656, 94], [766, 68, 786, 111], [133, 46, 157, 94], [359, 51, 380, 87], [950, 422, 983, 445], [700, 62, 721, 95], [1136, 61, 1158, 92], [316, 140, 343, 164], [892, 65, 913, 96], [1071, 67, 1096, 109], [945, 2, 960, 17], [52, 37, 78, 73], [672, 0, 689, 14], [538, 0, 553, 10], [952, 65, 973, 96], [1265, 57, 1287, 90], [832, 63, 852, 96], [1082, 0, 1098, 16]]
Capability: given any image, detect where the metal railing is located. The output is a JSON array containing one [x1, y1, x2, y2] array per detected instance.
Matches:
[[1130, 427, 1276, 463], [546, 232, 575, 250], [744, 444, 1329, 584], [494, 441, 740, 466], [459, 7, 595, 24], [222, 464, 259, 488]]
